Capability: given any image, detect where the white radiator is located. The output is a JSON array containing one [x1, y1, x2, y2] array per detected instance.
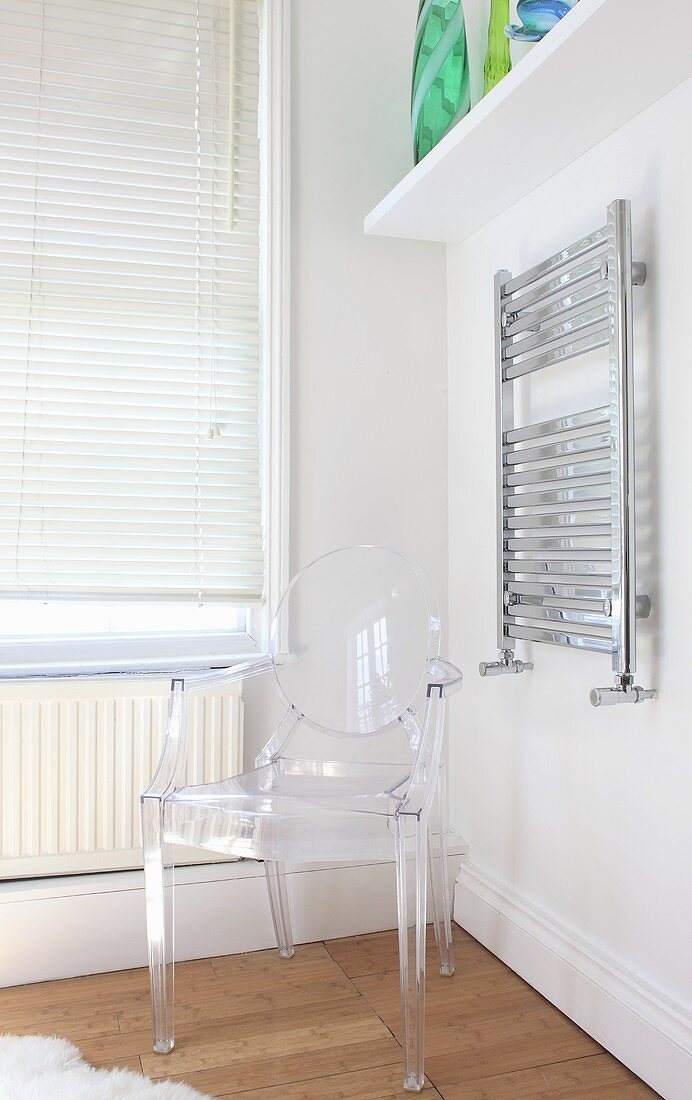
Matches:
[[0, 678, 243, 879]]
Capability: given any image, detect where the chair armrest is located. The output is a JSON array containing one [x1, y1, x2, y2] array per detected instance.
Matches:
[[426, 658, 463, 697], [141, 657, 274, 802], [174, 655, 274, 693]]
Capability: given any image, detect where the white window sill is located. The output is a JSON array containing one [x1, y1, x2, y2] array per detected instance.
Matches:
[[0, 634, 263, 680]]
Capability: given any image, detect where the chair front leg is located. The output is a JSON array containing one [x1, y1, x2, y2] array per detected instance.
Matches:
[[141, 796, 175, 1053], [395, 811, 428, 1093], [264, 860, 294, 959], [427, 765, 455, 977]]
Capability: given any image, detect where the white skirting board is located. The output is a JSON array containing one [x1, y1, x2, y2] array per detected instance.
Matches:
[[0, 838, 467, 987], [454, 863, 692, 1100]]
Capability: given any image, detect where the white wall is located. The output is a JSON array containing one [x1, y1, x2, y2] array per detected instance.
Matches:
[[244, 0, 449, 762], [448, 76, 692, 1097]]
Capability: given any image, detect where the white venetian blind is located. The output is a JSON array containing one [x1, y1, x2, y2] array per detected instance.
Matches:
[[0, 0, 264, 604]]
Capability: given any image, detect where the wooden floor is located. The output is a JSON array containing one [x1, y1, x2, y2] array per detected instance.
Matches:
[[0, 925, 658, 1098]]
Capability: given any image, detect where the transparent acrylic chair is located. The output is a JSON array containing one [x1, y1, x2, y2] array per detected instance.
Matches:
[[141, 546, 462, 1092]]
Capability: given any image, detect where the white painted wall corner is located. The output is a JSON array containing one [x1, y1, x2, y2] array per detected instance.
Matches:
[[454, 862, 692, 1100]]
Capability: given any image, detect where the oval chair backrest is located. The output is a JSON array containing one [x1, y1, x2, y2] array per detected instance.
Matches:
[[269, 546, 440, 736]]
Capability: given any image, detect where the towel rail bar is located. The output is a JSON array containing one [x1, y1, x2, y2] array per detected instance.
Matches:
[[504, 623, 613, 653], [504, 332, 610, 379], [507, 604, 612, 629], [505, 257, 605, 313], [502, 226, 607, 295], [506, 511, 612, 531], [504, 458, 612, 487], [506, 536, 612, 551], [506, 580, 613, 601], [504, 560, 612, 576], [503, 286, 609, 337], [504, 310, 610, 360], [504, 406, 610, 444], [505, 498, 611, 517], [504, 482, 611, 508], [504, 434, 610, 466]]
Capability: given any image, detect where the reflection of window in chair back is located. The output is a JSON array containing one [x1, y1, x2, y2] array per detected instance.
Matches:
[[269, 546, 441, 737]]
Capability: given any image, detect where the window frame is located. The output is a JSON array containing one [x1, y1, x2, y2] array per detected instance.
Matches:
[[0, 0, 291, 680]]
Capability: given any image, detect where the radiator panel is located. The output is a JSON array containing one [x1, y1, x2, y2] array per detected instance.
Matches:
[[0, 681, 243, 878]]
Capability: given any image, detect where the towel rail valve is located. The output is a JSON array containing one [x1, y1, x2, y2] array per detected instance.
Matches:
[[479, 650, 534, 677], [590, 675, 657, 707]]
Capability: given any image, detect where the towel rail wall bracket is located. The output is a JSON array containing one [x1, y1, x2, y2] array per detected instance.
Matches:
[[479, 199, 656, 707]]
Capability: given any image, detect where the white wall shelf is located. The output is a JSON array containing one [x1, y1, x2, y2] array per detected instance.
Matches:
[[365, 0, 692, 245]]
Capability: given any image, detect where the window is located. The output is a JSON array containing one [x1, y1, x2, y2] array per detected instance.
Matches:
[[0, 0, 287, 675]]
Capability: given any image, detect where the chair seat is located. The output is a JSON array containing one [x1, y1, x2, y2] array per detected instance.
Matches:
[[163, 758, 412, 862]]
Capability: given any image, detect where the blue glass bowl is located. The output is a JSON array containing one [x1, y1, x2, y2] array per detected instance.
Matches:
[[505, 0, 576, 42]]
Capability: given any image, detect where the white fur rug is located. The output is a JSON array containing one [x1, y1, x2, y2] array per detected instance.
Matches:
[[0, 1036, 211, 1099]]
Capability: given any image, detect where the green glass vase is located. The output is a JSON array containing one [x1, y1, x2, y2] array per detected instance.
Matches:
[[483, 0, 512, 96], [411, 1, 471, 164]]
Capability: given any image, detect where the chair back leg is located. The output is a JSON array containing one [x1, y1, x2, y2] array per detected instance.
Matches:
[[395, 812, 428, 1093], [428, 766, 455, 977], [264, 860, 295, 959], [141, 796, 175, 1053]]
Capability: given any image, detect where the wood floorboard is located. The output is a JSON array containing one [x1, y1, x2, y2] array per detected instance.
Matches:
[[438, 1053, 658, 1098], [162, 1037, 404, 1097], [118, 976, 358, 1034], [140, 1002, 390, 1078], [95, 1055, 145, 1076], [424, 1023, 605, 1090], [229, 1063, 441, 1099], [0, 927, 659, 1098], [353, 968, 551, 1028], [324, 927, 493, 980], [1, 1009, 121, 1041]]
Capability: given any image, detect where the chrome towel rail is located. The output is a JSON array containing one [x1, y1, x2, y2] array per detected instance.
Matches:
[[479, 199, 655, 706]]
